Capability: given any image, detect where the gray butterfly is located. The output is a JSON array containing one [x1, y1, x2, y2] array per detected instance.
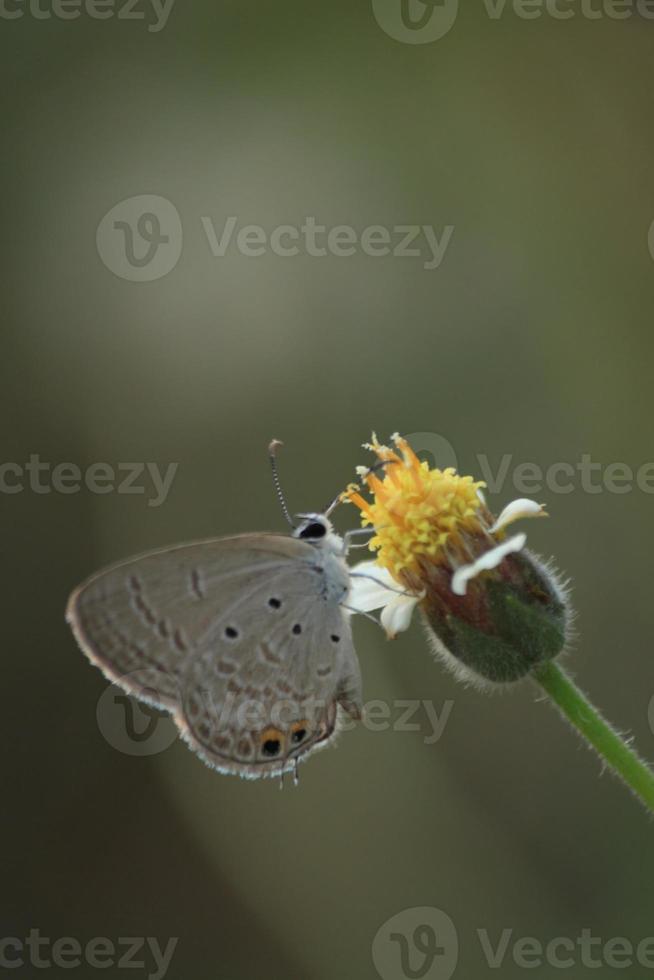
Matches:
[[66, 447, 372, 781]]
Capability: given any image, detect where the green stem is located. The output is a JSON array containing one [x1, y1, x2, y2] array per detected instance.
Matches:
[[533, 661, 654, 814]]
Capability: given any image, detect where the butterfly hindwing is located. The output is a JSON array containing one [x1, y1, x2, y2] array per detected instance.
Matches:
[[178, 584, 361, 778]]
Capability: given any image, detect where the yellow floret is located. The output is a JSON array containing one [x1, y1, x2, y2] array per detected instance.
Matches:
[[343, 433, 486, 580]]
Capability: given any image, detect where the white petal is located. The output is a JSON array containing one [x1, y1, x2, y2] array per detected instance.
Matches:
[[347, 561, 424, 637], [489, 498, 545, 534], [451, 533, 527, 597], [347, 562, 401, 612], [380, 593, 421, 639]]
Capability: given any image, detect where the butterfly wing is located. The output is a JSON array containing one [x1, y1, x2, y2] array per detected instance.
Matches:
[[66, 534, 362, 778], [179, 585, 361, 778], [66, 535, 323, 707]]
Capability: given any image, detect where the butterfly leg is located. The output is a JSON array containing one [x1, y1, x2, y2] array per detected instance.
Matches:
[[348, 571, 414, 597], [341, 527, 377, 556], [340, 603, 381, 627]]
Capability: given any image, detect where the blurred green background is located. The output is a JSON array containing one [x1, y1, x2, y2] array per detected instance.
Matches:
[[3, 2, 654, 978]]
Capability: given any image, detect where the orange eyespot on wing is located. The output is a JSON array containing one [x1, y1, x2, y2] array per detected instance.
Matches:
[[290, 719, 310, 746], [259, 726, 285, 759]]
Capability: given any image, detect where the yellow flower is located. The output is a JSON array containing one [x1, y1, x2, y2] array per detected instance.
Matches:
[[345, 433, 492, 584], [344, 434, 567, 683]]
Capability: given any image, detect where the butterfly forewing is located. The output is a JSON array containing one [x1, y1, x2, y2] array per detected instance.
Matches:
[[67, 532, 362, 779], [67, 535, 322, 704]]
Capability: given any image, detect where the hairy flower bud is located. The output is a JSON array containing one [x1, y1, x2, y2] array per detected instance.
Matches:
[[420, 546, 570, 685]]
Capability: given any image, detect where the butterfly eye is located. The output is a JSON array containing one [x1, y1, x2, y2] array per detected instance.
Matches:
[[299, 521, 326, 540]]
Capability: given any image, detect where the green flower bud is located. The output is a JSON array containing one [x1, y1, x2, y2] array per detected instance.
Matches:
[[421, 548, 571, 685]]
